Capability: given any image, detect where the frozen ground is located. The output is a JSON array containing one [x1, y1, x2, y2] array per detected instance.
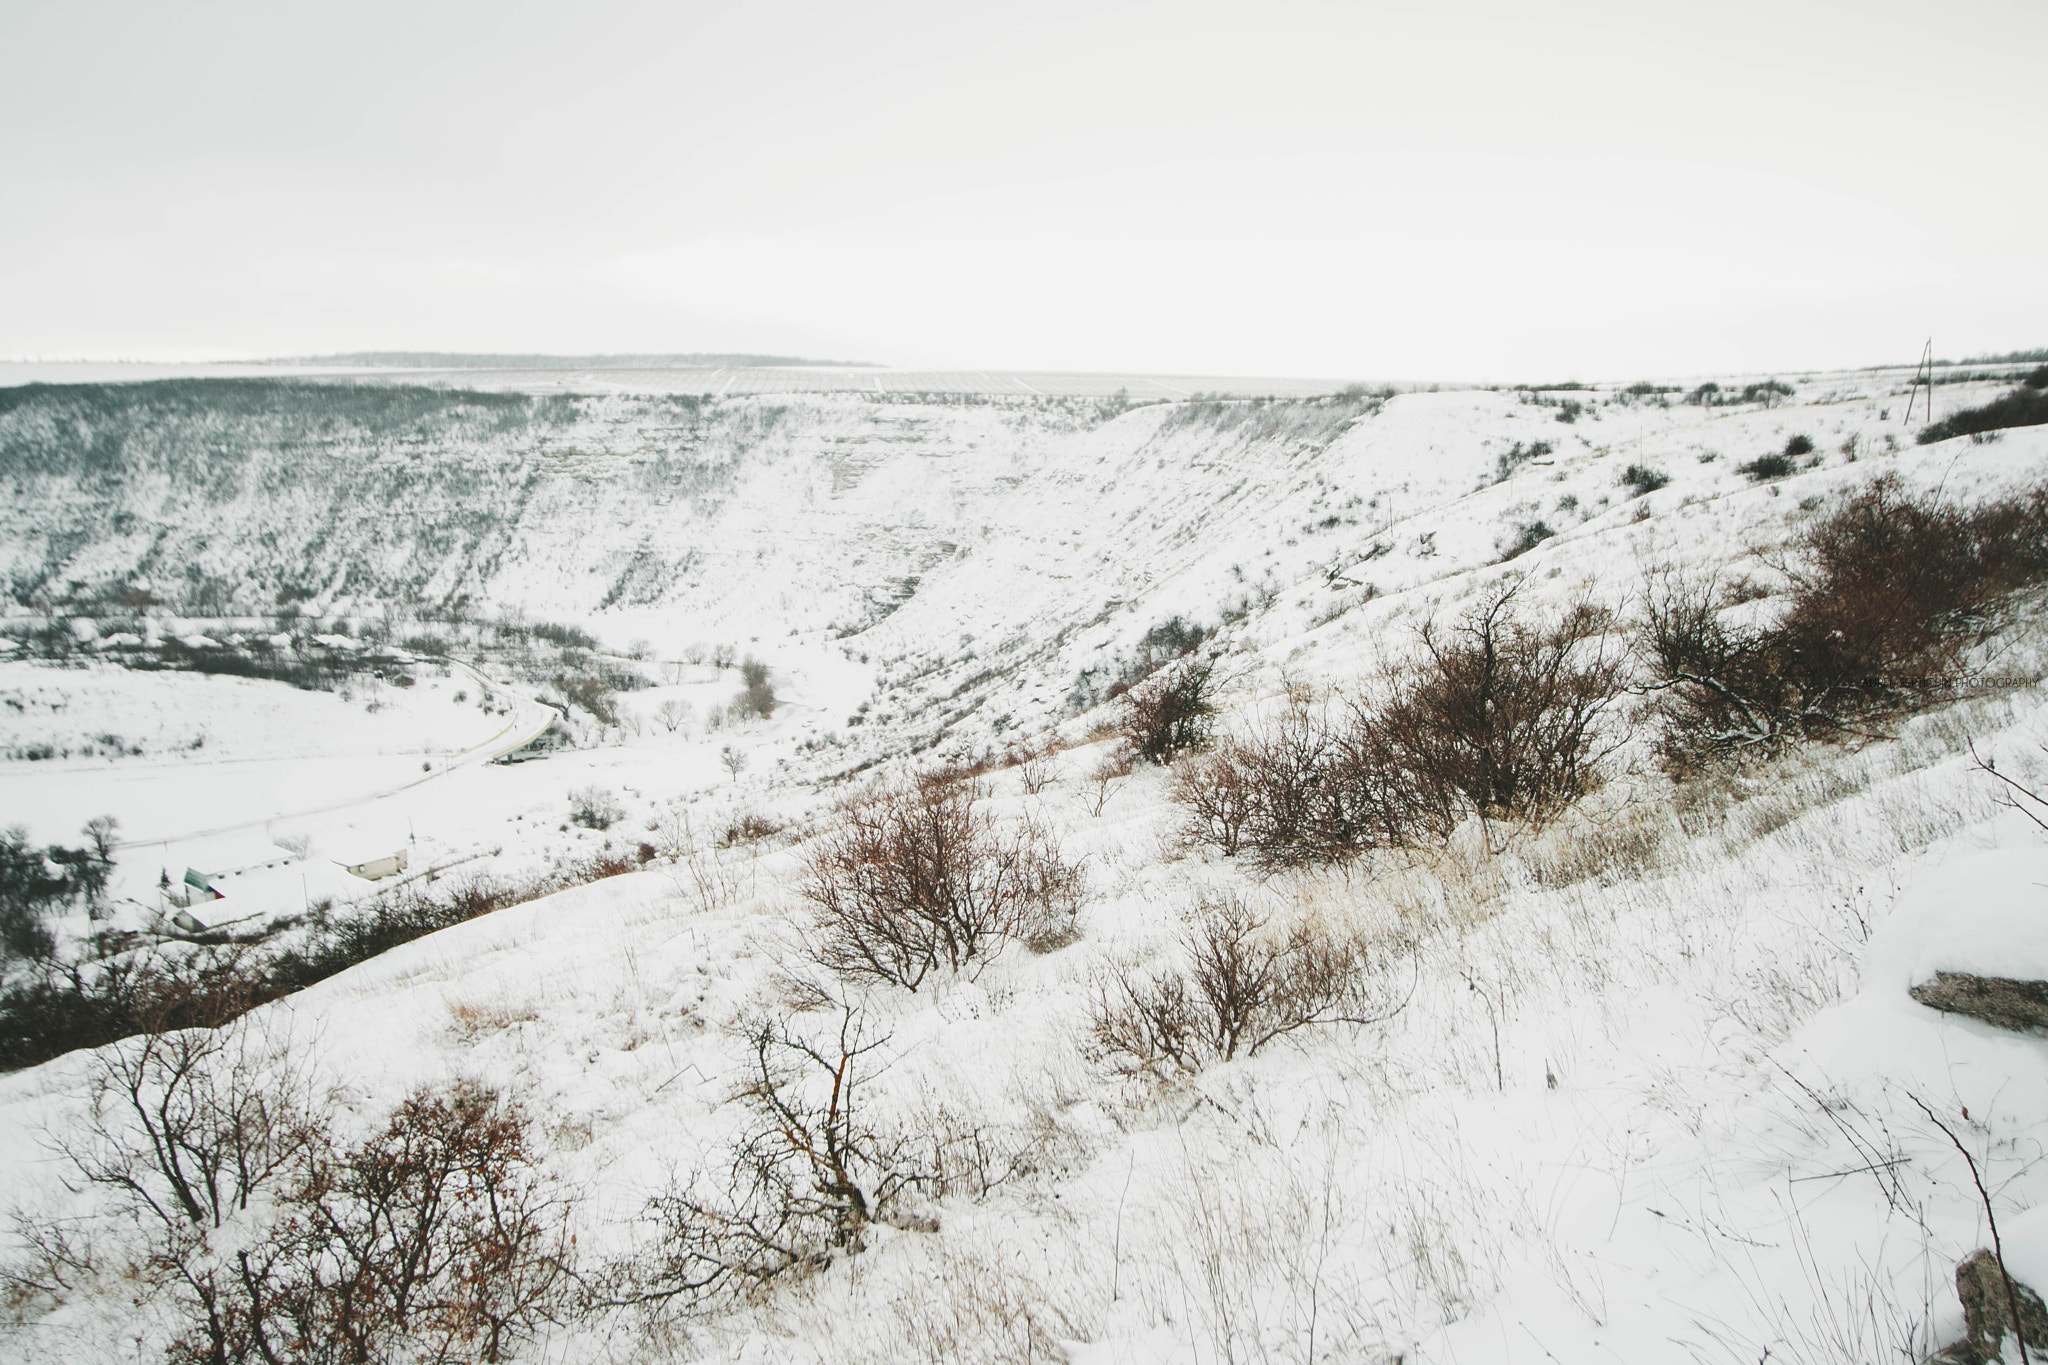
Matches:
[[2, 362, 2046, 1362]]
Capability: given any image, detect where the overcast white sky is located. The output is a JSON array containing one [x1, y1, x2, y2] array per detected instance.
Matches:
[[2, 0, 2042, 380]]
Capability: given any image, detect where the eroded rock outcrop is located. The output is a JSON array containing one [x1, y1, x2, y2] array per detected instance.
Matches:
[[1911, 972, 2048, 1033], [1930, 1249, 2048, 1364]]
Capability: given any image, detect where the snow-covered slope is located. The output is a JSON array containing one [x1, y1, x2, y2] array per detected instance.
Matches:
[[4, 362, 2048, 1364]]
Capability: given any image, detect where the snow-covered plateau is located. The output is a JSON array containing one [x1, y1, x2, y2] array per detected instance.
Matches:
[[3, 360, 2048, 1363]]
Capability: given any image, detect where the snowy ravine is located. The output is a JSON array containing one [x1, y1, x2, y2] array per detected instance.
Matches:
[[3, 362, 2047, 1364]]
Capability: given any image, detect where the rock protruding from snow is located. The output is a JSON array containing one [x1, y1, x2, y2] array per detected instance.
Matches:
[[1911, 972, 2048, 1033], [1931, 1249, 2048, 1364]]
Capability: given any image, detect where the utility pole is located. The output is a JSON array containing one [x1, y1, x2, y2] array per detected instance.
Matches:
[[1903, 338, 1935, 426]]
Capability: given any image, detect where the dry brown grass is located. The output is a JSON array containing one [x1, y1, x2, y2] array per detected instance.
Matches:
[[444, 996, 541, 1043]]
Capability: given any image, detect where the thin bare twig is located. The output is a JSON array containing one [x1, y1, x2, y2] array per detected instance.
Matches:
[[1911, 1093, 2032, 1365]]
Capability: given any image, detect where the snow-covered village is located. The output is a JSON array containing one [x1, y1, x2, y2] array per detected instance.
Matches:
[[4, 3, 2046, 1363]]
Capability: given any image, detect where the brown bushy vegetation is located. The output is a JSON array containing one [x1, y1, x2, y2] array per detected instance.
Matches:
[[1172, 690, 1447, 867], [1377, 585, 1627, 825], [718, 809, 788, 847], [10, 1020, 579, 1364], [1172, 585, 1628, 864], [1092, 895, 1399, 1073], [235, 1082, 578, 1364], [0, 948, 275, 1073], [803, 777, 1085, 989], [1645, 475, 2048, 763], [1173, 476, 2048, 843], [1120, 656, 1218, 764]]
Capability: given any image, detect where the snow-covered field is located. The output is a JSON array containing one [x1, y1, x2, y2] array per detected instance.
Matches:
[[3, 361, 2047, 1363]]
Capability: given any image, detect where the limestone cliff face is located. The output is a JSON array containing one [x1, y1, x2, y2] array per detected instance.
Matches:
[[7, 377, 1532, 746], [0, 381, 1413, 648]]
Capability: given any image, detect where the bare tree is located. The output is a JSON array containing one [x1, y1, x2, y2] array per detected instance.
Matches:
[[655, 698, 693, 734], [50, 1014, 320, 1236], [568, 786, 623, 830], [733, 657, 776, 719], [84, 814, 120, 863], [720, 744, 748, 782], [27, 1014, 319, 1363]]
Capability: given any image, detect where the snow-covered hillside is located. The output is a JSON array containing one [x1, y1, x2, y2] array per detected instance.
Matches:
[[4, 360, 2048, 1365]]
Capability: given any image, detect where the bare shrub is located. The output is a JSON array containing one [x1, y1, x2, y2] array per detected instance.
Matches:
[[1620, 463, 1670, 495], [1642, 569, 1808, 760], [803, 778, 1085, 989], [1002, 736, 1061, 794], [1917, 384, 2048, 443], [655, 698, 693, 734], [1497, 519, 1555, 562], [1181, 688, 1453, 867], [1093, 895, 1398, 1074], [1373, 582, 1628, 827], [1170, 743, 1257, 857], [1085, 742, 1137, 818], [553, 671, 620, 726], [569, 786, 623, 830], [0, 940, 281, 1073], [1781, 479, 1996, 695], [1173, 588, 1624, 865], [633, 1007, 929, 1308], [47, 1015, 320, 1238], [1174, 696, 1345, 865], [16, 1020, 579, 1365], [1645, 476, 2048, 764], [718, 809, 788, 847], [15, 1015, 323, 1363], [1121, 657, 1217, 765], [228, 1081, 579, 1365]]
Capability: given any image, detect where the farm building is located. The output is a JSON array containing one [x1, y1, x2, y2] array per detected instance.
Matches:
[[344, 849, 409, 881]]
